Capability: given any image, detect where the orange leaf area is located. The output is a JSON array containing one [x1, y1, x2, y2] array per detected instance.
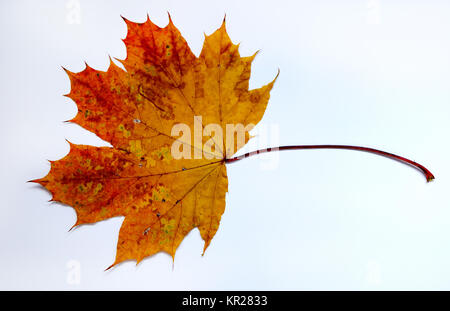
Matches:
[[32, 15, 277, 268]]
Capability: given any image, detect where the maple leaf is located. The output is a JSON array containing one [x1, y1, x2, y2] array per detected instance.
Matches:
[[32, 14, 435, 270], [31, 15, 277, 268]]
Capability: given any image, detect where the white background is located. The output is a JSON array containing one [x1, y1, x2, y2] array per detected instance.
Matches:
[[1, 0, 449, 290]]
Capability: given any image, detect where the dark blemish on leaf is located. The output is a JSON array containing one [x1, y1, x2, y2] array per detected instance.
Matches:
[[156, 212, 160, 217], [250, 92, 260, 103], [162, 199, 165, 203]]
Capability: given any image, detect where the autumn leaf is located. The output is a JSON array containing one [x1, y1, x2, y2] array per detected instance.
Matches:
[[32, 14, 435, 270], [31, 14, 277, 268]]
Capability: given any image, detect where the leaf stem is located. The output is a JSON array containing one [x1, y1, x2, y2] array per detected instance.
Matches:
[[225, 145, 435, 182]]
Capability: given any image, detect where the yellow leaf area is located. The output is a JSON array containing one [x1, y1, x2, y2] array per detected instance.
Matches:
[[32, 15, 277, 268]]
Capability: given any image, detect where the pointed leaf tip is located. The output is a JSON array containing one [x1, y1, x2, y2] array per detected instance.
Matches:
[[104, 263, 115, 272], [273, 68, 281, 82], [62, 66, 74, 78], [64, 139, 75, 150], [202, 240, 211, 256], [82, 61, 91, 71], [28, 178, 48, 185], [68, 221, 79, 232], [220, 15, 226, 30]]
